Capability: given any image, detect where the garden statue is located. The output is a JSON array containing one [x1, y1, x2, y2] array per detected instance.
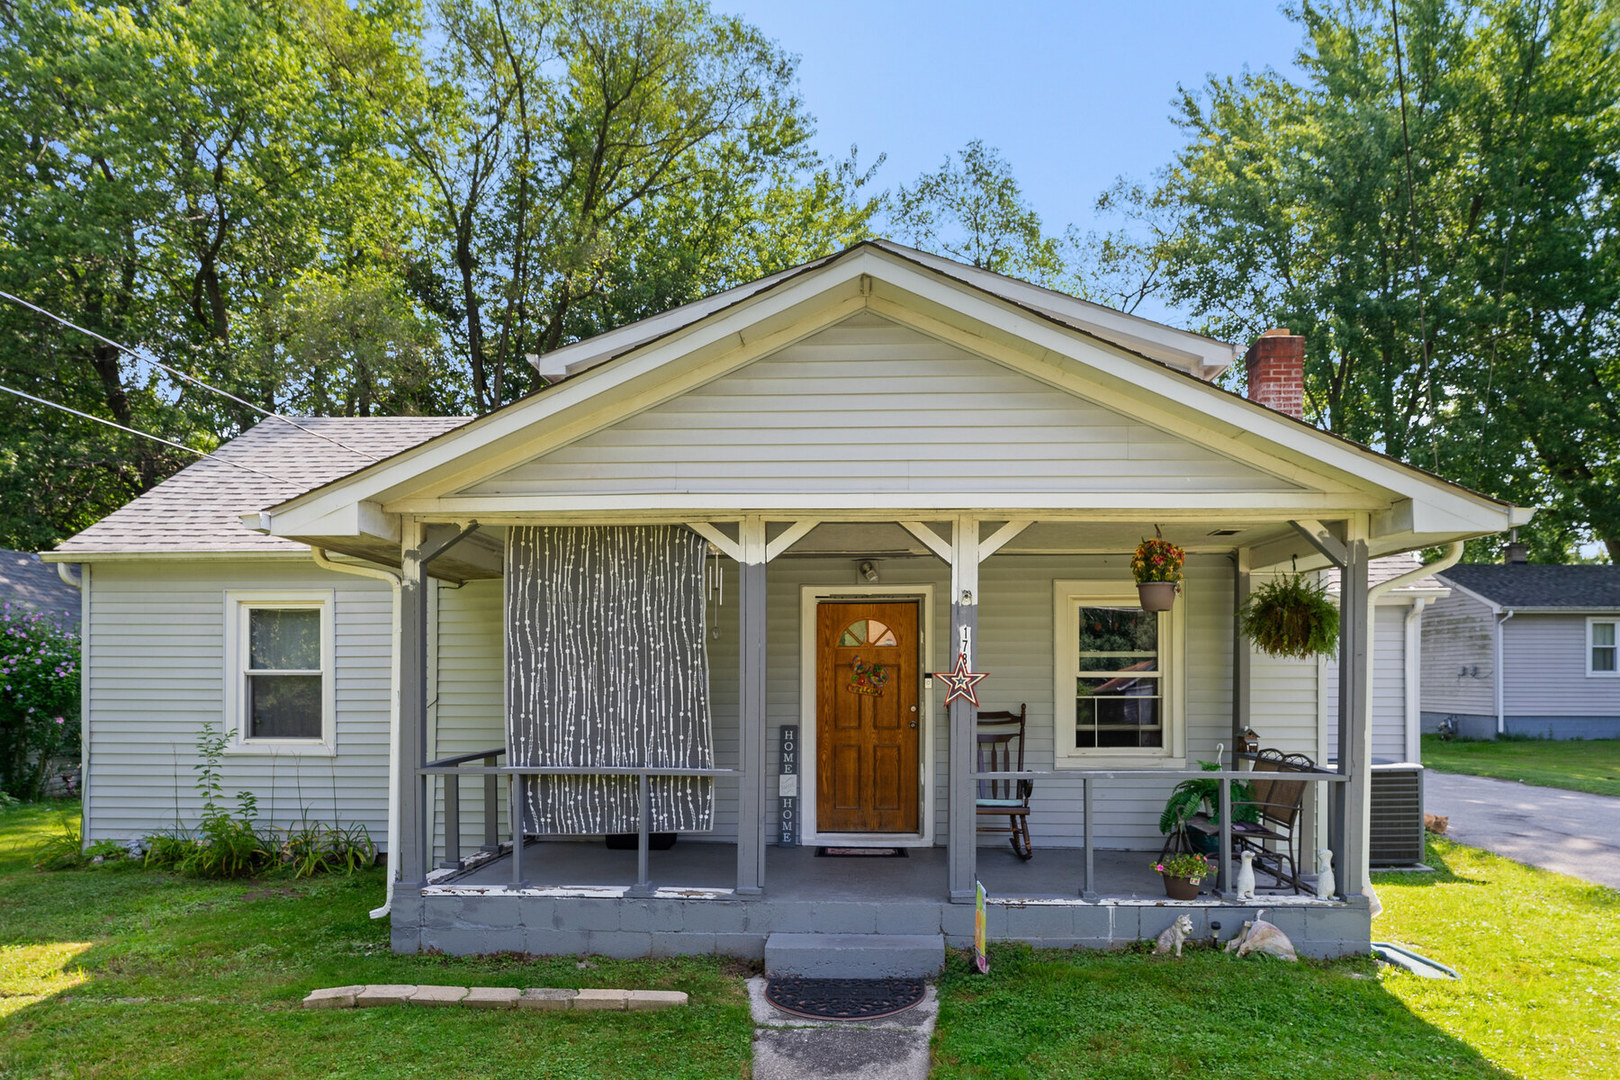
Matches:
[[1224, 920, 1252, 954], [1235, 916, 1298, 962], [1234, 849, 1257, 899], [1153, 914, 1195, 957], [1315, 849, 1336, 900]]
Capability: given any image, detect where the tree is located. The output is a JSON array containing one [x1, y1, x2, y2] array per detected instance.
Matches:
[[404, 0, 881, 411], [1151, 0, 1620, 561]]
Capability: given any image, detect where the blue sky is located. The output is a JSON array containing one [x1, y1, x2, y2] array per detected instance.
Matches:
[[722, 1, 1308, 241]]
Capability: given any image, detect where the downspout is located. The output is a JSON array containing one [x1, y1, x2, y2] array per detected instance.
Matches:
[[1495, 609, 1515, 736], [56, 563, 86, 846], [1403, 598, 1429, 763], [312, 548, 402, 919]]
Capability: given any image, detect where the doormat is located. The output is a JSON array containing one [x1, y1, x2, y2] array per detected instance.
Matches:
[[814, 846, 908, 858], [764, 977, 924, 1021]]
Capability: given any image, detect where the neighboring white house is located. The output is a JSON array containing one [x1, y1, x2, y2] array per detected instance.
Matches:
[[1422, 562, 1620, 740], [44, 241, 1528, 959]]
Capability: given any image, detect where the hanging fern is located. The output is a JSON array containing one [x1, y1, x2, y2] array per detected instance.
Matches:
[[1240, 572, 1340, 659]]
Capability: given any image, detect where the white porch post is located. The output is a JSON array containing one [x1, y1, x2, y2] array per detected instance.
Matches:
[[397, 518, 429, 887], [1334, 518, 1372, 897], [947, 515, 980, 903], [736, 517, 768, 896]]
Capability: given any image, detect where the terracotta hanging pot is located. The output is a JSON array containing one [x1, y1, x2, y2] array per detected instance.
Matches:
[[1137, 581, 1178, 611]]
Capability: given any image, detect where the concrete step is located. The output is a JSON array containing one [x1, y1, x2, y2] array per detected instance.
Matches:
[[764, 933, 945, 979]]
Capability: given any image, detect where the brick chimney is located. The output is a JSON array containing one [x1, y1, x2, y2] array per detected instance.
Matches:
[[1244, 328, 1305, 419]]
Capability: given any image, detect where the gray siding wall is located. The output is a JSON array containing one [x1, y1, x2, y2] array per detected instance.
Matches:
[[1420, 590, 1496, 716], [432, 578, 508, 856], [1502, 614, 1620, 720], [460, 313, 1300, 499], [84, 560, 392, 845], [1324, 603, 1410, 763]]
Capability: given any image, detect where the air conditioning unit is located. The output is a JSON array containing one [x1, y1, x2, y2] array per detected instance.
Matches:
[[1369, 764, 1425, 866]]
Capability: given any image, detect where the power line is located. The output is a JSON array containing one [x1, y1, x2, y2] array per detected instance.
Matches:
[[0, 383, 300, 487], [0, 290, 381, 463]]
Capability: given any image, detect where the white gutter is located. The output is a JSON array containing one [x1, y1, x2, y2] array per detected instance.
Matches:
[[55, 562, 87, 847], [312, 548, 402, 920], [1403, 597, 1429, 763], [1495, 609, 1515, 736], [56, 562, 81, 589]]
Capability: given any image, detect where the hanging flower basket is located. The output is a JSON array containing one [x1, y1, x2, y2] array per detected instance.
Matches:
[[1152, 853, 1213, 899], [1239, 572, 1340, 659], [1132, 536, 1185, 611]]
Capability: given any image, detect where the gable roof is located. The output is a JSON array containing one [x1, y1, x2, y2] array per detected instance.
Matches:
[[1437, 564, 1620, 611], [50, 417, 468, 557]]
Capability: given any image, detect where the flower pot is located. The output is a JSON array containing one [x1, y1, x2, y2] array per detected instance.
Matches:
[[1162, 873, 1202, 900], [1137, 581, 1177, 611]]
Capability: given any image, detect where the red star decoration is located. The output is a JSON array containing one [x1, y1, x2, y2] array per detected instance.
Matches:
[[935, 650, 988, 707]]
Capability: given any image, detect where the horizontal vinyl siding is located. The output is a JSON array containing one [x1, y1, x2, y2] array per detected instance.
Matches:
[[1419, 592, 1496, 715], [1502, 615, 1620, 718], [432, 579, 507, 856], [1325, 604, 1410, 762], [85, 561, 392, 846], [461, 313, 1300, 499]]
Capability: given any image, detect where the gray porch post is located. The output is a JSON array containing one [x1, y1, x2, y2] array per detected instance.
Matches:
[[1231, 549, 1252, 768], [1334, 520, 1371, 897], [948, 515, 980, 903], [398, 519, 429, 887], [736, 517, 768, 896]]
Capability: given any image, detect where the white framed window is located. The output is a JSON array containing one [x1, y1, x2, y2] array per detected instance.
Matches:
[[1053, 581, 1185, 768], [1588, 618, 1618, 677], [224, 591, 335, 753]]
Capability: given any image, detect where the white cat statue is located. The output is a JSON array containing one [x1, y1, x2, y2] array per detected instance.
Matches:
[[1233, 849, 1257, 900], [1315, 849, 1336, 900], [1153, 914, 1195, 957]]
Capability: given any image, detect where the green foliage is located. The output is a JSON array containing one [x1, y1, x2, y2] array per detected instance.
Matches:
[[1145, 0, 1620, 561], [1157, 759, 1259, 834], [1421, 734, 1620, 798], [29, 807, 82, 870], [0, 604, 80, 800], [1240, 572, 1341, 659], [1151, 852, 1215, 879]]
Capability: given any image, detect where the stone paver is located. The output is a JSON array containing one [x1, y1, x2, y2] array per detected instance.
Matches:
[[409, 984, 469, 1007], [1425, 771, 1620, 890], [518, 987, 578, 1011], [463, 986, 521, 1010], [302, 985, 363, 1009], [572, 988, 630, 1011], [627, 990, 688, 1011], [354, 984, 417, 1007]]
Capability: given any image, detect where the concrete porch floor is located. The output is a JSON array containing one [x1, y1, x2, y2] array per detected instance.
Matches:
[[439, 839, 1313, 902]]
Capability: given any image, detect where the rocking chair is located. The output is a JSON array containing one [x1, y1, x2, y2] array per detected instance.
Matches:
[[976, 705, 1033, 860]]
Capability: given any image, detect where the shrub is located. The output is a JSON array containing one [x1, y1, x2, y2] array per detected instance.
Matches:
[[0, 604, 80, 800]]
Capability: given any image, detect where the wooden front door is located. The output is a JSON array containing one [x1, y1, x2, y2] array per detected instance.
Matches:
[[816, 601, 920, 833]]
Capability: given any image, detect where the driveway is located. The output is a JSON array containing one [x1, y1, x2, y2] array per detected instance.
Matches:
[[1424, 771, 1620, 891]]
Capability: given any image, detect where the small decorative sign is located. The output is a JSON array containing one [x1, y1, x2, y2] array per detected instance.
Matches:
[[778, 725, 798, 847], [935, 650, 988, 708], [974, 881, 989, 973], [847, 658, 890, 696]]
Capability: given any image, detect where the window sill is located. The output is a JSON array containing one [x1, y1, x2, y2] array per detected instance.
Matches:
[[1055, 755, 1186, 771], [224, 740, 336, 757]]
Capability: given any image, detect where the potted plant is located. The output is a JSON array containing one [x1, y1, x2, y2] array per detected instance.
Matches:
[[1151, 852, 1215, 900], [1132, 535, 1185, 611], [1239, 572, 1340, 658], [1158, 759, 1260, 854]]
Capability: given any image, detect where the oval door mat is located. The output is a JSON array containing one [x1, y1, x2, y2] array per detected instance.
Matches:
[[764, 977, 925, 1021]]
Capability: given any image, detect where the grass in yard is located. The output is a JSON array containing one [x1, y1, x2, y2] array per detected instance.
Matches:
[[932, 837, 1617, 1079], [0, 802, 753, 1080], [1373, 836, 1619, 1080], [1421, 734, 1620, 798]]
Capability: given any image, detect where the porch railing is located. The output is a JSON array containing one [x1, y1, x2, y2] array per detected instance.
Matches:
[[417, 756, 735, 896], [974, 764, 1350, 899]]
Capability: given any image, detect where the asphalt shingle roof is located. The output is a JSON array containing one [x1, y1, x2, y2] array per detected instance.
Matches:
[[0, 549, 81, 623], [52, 416, 469, 555], [1438, 564, 1620, 609]]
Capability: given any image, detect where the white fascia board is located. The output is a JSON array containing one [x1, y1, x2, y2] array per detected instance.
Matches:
[[262, 268, 875, 536], [40, 549, 311, 563], [861, 262, 1518, 536]]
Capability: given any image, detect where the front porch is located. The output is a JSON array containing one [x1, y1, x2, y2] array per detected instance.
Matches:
[[393, 840, 1368, 958]]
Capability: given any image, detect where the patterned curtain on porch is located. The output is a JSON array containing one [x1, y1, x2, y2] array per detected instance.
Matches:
[[506, 525, 714, 834]]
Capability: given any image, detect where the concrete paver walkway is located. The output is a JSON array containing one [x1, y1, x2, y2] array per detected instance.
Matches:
[[1424, 771, 1620, 890], [748, 978, 936, 1080]]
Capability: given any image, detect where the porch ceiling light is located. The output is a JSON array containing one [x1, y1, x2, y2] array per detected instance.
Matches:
[[858, 560, 879, 583]]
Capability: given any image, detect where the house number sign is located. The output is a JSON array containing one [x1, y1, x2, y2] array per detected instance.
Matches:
[[777, 725, 798, 847]]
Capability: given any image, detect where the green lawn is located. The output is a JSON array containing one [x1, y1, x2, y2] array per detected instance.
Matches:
[[5, 806, 1616, 1079], [1422, 734, 1620, 798], [0, 802, 753, 1080], [931, 835, 1616, 1079]]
